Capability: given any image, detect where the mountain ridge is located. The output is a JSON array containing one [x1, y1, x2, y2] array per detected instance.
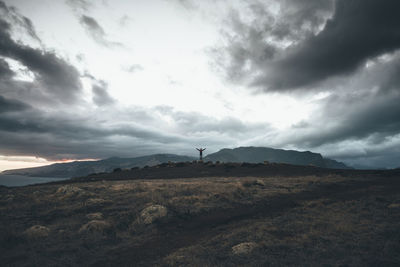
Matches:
[[2, 147, 350, 178], [1, 154, 195, 178], [204, 146, 350, 169]]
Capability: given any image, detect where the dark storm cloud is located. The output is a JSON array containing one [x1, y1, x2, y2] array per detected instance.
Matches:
[[0, 100, 270, 160], [210, 0, 334, 84], [0, 106, 187, 160], [80, 15, 123, 48], [334, 145, 400, 169], [209, 8, 276, 83], [0, 110, 186, 160], [214, 0, 400, 91], [0, 110, 178, 143], [0, 58, 13, 79], [258, 0, 400, 90], [92, 80, 115, 106], [292, 91, 400, 148], [288, 54, 400, 148], [0, 13, 83, 104], [0, 95, 30, 113], [248, 0, 334, 41], [259, 53, 400, 168]]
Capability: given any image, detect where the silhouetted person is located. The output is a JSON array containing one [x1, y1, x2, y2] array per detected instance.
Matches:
[[196, 148, 206, 161]]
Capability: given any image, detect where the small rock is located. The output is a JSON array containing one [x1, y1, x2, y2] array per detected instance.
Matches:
[[255, 179, 265, 186], [24, 225, 50, 239], [87, 212, 104, 220], [232, 242, 258, 255], [79, 220, 111, 234], [140, 205, 168, 225]]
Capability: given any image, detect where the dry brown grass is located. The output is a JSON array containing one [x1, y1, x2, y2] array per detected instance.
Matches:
[[55, 185, 83, 196], [1, 172, 399, 266], [96, 175, 349, 217], [232, 242, 258, 255], [87, 212, 104, 220], [139, 204, 168, 224], [159, 176, 400, 266], [85, 198, 108, 206]]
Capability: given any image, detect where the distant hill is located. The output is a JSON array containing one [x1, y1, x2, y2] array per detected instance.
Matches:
[[2, 147, 350, 178], [204, 147, 350, 169], [2, 154, 195, 178]]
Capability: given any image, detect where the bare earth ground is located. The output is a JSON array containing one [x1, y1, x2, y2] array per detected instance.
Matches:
[[1, 163, 400, 266]]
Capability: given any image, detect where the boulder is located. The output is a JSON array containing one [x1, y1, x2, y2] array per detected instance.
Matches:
[[24, 225, 50, 239], [79, 220, 111, 234]]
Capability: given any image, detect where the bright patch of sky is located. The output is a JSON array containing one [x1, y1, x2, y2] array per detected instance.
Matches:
[[8, 0, 313, 124]]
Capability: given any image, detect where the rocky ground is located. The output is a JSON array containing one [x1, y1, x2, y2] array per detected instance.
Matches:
[[1, 163, 400, 266]]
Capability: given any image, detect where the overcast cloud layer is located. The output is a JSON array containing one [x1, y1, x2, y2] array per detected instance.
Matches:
[[1, 0, 400, 169]]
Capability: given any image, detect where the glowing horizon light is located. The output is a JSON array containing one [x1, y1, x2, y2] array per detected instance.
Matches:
[[0, 155, 100, 172]]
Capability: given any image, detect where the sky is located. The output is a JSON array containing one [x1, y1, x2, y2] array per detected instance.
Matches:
[[0, 0, 400, 171]]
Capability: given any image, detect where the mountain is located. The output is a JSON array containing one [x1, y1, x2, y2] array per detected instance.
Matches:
[[204, 147, 351, 169], [1, 154, 195, 178]]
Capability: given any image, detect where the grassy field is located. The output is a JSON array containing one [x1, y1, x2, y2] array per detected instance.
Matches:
[[1, 164, 400, 266]]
